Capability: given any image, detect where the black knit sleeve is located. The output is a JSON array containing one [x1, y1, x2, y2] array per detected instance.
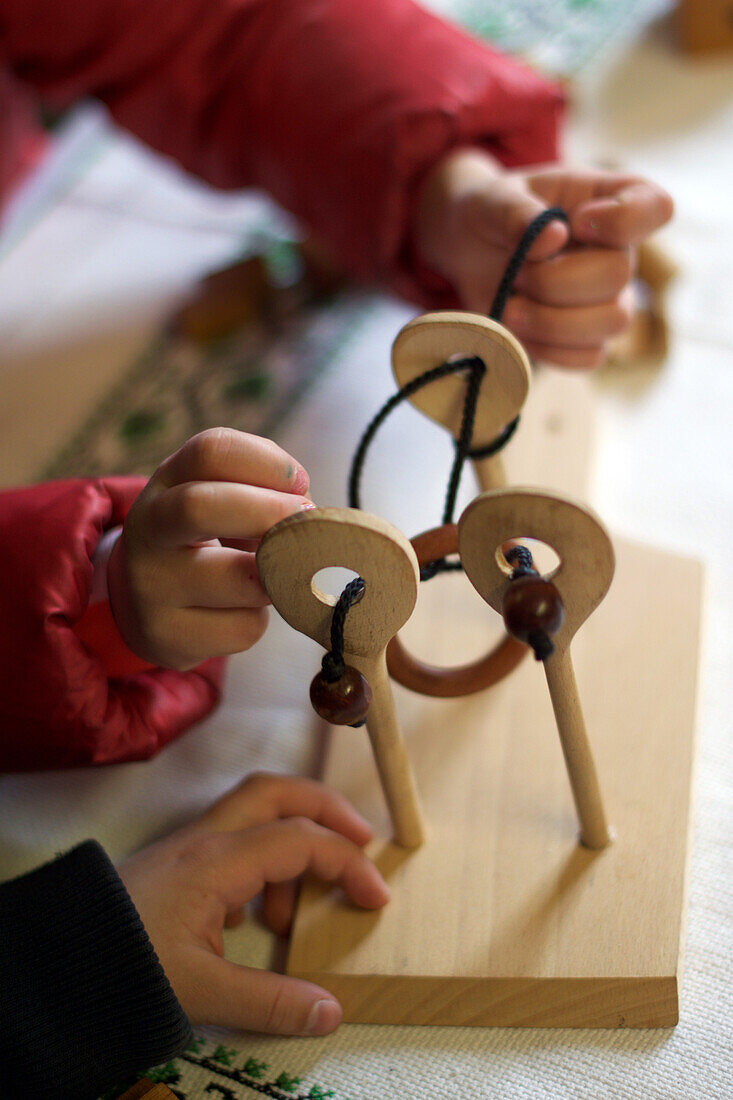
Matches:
[[0, 840, 192, 1099]]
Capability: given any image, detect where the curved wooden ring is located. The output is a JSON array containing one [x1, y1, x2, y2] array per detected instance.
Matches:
[[386, 523, 527, 697]]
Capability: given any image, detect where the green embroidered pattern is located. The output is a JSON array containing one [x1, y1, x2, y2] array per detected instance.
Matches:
[[101, 1037, 351, 1100], [212, 1045, 238, 1067], [274, 1073, 301, 1092], [244, 1058, 270, 1079]]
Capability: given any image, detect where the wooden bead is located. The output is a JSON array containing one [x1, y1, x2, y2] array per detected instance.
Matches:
[[502, 575, 564, 644], [310, 665, 372, 726]]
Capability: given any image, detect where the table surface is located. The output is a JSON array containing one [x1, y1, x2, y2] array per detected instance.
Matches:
[[1, 23, 732, 1100]]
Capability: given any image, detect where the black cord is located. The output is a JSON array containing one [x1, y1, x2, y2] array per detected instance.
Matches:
[[348, 207, 569, 543], [505, 544, 536, 579], [504, 545, 555, 661], [335, 207, 569, 650], [488, 207, 569, 322], [320, 576, 366, 682]]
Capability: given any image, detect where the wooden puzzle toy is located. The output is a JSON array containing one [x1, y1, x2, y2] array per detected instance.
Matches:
[[257, 508, 425, 848], [459, 489, 614, 850], [256, 211, 701, 1028]]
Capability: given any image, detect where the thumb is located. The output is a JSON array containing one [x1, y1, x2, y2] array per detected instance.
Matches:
[[468, 175, 569, 261], [185, 951, 343, 1036]]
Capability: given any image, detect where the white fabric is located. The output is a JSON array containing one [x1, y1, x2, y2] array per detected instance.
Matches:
[[88, 524, 122, 605]]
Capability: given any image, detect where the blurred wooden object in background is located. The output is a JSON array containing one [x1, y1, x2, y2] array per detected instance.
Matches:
[[677, 0, 733, 54]]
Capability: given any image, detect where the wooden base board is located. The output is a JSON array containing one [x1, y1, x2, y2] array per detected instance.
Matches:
[[502, 367, 596, 499], [287, 536, 702, 1027]]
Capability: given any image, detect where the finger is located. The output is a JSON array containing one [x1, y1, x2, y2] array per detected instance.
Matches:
[[155, 427, 309, 495], [147, 481, 313, 548], [467, 177, 569, 261], [570, 181, 674, 247], [169, 606, 269, 665], [520, 340, 607, 371], [224, 907, 246, 929], [174, 548, 270, 609], [197, 773, 374, 847], [206, 819, 390, 912], [502, 287, 634, 349], [263, 881, 299, 936], [513, 246, 634, 307], [185, 951, 343, 1035]]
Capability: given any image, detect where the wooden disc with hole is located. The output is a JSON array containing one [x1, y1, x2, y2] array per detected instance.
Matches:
[[391, 312, 530, 450], [386, 523, 527, 697]]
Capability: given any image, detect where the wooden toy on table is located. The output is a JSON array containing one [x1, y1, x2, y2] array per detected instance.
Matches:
[[255, 209, 701, 1028], [389, 311, 529, 492], [459, 488, 615, 850], [257, 507, 425, 848], [381, 311, 531, 696]]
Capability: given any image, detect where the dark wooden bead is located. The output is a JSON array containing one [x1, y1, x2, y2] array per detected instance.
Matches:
[[502, 575, 564, 643], [310, 665, 372, 726]]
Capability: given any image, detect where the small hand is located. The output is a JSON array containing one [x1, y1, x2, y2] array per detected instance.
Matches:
[[413, 150, 674, 368], [108, 428, 313, 669], [118, 772, 389, 1035]]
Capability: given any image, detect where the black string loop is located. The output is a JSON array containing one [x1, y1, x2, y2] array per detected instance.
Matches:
[[348, 206, 570, 544], [504, 545, 555, 661], [348, 355, 483, 513], [330, 208, 570, 669], [320, 576, 365, 683], [488, 207, 569, 322], [466, 415, 520, 460], [505, 544, 536, 579]]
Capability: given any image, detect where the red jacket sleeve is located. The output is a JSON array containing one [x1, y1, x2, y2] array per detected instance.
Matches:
[[0, 478, 224, 772], [0, 0, 563, 301]]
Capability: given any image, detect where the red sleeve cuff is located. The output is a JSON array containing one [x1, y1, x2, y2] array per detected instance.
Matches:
[[0, 477, 225, 771], [73, 598, 156, 679]]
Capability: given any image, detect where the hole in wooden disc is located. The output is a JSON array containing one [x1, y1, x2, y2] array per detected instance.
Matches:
[[496, 537, 561, 578], [311, 567, 362, 606], [446, 351, 484, 372]]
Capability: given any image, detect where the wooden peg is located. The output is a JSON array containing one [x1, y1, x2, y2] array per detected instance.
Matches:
[[391, 311, 530, 491], [257, 507, 425, 848], [458, 489, 615, 850]]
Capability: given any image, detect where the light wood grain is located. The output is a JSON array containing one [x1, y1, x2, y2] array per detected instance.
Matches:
[[256, 507, 425, 847], [391, 311, 529, 491], [386, 315, 598, 698], [287, 537, 702, 1027], [391, 312, 530, 450], [392, 314, 598, 501], [459, 489, 615, 848], [501, 366, 596, 499]]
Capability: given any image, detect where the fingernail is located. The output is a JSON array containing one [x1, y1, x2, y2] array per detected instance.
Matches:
[[292, 466, 310, 494], [300, 500, 317, 511], [304, 998, 342, 1036]]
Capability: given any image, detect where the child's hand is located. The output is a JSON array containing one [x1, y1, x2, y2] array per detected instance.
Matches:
[[117, 772, 389, 1035], [108, 428, 313, 669], [412, 149, 674, 369]]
